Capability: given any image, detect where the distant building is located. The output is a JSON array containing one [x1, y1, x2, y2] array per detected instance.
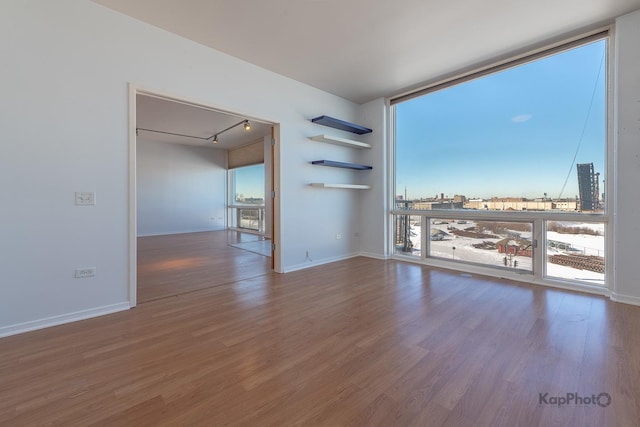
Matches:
[[413, 201, 464, 210], [576, 163, 600, 211], [395, 200, 413, 210], [464, 198, 576, 211], [399, 195, 577, 212], [453, 195, 466, 203], [554, 200, 578, 211], [496, 238, 533, 257]]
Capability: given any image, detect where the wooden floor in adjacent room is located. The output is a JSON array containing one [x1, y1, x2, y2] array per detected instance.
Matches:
[[137, 230, 271, 303], [1, 257, 639, 426]]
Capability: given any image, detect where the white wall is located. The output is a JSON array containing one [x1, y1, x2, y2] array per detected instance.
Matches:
[[357, 98, 389, 259], [0, 0, 360, 335], [284, 125, 363, 271], [136, 140, 226, 236], [613, 9, 640, 305]]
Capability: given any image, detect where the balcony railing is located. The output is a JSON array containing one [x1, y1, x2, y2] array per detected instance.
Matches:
[[392, 209, 606, 287], [228, 205, 265, 233]]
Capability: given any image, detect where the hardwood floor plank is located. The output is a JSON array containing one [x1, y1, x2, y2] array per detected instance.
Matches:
[[137, 230, 271, 303]]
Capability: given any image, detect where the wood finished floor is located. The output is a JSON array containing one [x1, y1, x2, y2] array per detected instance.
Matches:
[[1, 257, 639, 426], [137, 230, 271, 303]]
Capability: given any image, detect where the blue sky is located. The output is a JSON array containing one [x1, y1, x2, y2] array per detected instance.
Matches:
[[396, 39, 607, 200], [234, 163, 265, 200]]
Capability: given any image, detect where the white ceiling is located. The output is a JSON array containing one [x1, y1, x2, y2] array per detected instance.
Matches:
[[136, 95, 272, 149], [93, 0, 640, 103]]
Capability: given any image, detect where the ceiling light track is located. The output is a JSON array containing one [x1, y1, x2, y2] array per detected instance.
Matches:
[[211, 119, 251, 144], [135, 127, 210, 141], [136, 119, 251, 144]]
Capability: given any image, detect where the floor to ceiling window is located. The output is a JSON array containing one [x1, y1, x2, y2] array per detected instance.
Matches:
[[228, 163, 265, 233], [391, 32, 609, 289]]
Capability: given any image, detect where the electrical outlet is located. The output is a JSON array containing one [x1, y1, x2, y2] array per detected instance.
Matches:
[[336, 233, 342, 240], [75, 192, 95, 206], [75, 267, 96, 278]]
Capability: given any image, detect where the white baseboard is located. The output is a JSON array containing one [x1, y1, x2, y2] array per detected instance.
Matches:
[[0, 302, 130, 338], [358, 251, 390, 260], [610, 292, 640, 306], [283, 252, 361, 273]]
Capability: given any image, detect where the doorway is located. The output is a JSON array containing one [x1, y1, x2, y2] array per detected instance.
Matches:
[[129, 87, 280, 305]]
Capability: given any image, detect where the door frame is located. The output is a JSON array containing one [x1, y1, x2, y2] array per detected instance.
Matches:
[[128, 84, 282, 307]]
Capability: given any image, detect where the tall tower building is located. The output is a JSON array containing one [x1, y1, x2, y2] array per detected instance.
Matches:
[[576, 163, 599, 211]]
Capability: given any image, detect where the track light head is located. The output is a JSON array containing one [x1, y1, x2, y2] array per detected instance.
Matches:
[[208, 119, 250, 143]]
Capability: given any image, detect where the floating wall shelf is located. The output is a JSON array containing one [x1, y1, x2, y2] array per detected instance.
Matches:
[[311, 115, 373, 135], [309, 134, 371, 149], [310, 183, 371, 190], [312, 160, 372, 170]]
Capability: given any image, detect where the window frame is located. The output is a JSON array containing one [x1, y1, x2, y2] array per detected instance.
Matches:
[[227, 163, 266, 234], [388, 29, 613, 295]]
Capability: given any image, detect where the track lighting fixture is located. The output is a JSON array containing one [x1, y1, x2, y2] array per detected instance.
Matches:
[[136, 117, 254, 145]]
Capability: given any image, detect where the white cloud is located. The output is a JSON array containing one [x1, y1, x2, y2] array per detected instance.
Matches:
[[511, 114, 532, 123]]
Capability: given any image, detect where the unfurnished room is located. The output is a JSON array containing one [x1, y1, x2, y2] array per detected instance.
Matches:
[[1, 1, 640, 425]]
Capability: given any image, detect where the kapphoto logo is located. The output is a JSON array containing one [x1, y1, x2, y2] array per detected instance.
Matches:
[[539, 392, 611, 408]]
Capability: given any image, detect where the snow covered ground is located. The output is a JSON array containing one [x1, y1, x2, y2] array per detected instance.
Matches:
[[546, 222, 604, 283], [403, 219, 605, 285]]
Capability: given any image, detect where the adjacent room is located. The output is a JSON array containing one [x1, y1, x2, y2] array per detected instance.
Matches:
[[135, 94, 275, 302]]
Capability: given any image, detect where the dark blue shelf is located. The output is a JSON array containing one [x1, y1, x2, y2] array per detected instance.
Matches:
[[311, 115, 372, 135], [312, 160, 372, 170]]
